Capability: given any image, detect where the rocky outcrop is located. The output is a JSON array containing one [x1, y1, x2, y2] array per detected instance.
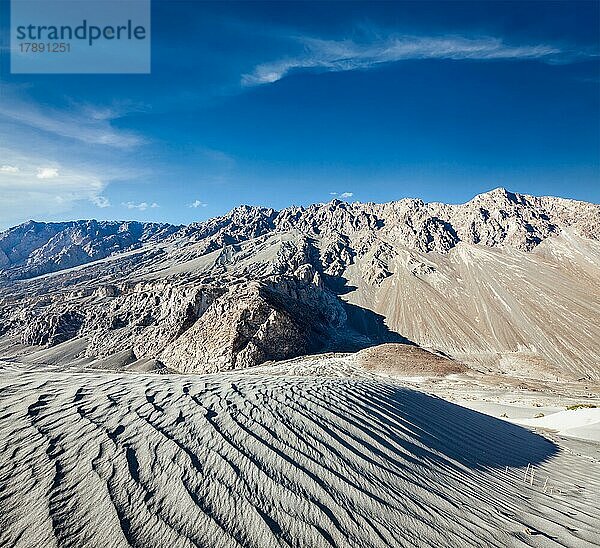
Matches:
[[0, 189, 598, 378], [160, 282, 315, 373], [21, 311, 84, 347], [82, 282, 225, 361], [3, 270, 352, 374]]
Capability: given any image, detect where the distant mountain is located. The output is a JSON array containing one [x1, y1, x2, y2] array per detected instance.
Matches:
[[0, 220, 179, 280], [1, 189, 598, 379], [1, 188, 598, 282], [1, 188, 597, 282]]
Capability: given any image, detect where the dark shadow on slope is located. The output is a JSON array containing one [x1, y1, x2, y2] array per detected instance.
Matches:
[[324, 301, 415, 354], [322, 273, 416, 352], [323, 274, 357, 296], [343, 302, 413, 347]]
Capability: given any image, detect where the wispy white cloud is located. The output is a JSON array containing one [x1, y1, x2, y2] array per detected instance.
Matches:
[[330, 191, 353, 200], [122, 201, 159, 211], [0, 87, 153, 227], [0, 90, 145, 148], [189, 199, 208, 208], [0, 147, 111, 226], [243, 34, 588, 86]]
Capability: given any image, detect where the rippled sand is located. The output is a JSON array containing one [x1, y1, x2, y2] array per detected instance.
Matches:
[[1, 368, 598, 547]]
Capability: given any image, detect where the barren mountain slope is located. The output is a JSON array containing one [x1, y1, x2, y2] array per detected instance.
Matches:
[[341, 230, 600, 380], [0, 189, 598, 378], [0, 220, 179, 280]]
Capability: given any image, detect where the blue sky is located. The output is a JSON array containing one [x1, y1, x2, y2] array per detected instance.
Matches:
[[0, 0, 598, 228]]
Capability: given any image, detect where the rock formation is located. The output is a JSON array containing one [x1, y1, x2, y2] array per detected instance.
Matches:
[[0, 188, 598, 378]]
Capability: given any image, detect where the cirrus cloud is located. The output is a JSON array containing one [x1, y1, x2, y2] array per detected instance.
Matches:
[[242, 33, 590, 86], [0, 90, 145, 149]]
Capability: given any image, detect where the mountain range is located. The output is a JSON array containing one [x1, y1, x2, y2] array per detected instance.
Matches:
[[1, 188, 598, 380]]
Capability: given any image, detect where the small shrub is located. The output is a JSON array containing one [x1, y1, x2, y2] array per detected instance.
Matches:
[[566, 403, 598, 411]]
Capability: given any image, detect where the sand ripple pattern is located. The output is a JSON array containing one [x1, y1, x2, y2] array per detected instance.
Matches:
[[0, 371, 598, 547]]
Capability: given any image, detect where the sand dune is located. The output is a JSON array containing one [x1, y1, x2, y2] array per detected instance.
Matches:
[[1, 368, 598, 547], [517, 408, 600, 442]]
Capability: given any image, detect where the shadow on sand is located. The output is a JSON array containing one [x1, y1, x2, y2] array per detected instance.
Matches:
[[349, 381, 560, 470]]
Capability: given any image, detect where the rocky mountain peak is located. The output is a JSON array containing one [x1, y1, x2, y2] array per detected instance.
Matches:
[[0, 219, 179, 280], [0, 189, 598, 281], [0, 188, 598, 379]]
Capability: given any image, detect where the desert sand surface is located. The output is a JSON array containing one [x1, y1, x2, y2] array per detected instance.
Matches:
[[1, 360, 599, 548], [514, 409, 600, 442]]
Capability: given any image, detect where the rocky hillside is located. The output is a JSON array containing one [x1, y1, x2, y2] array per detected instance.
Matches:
[[2, 188, 597, 282], [0, 220, 179, 280], [0, 188, 598, 379]]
